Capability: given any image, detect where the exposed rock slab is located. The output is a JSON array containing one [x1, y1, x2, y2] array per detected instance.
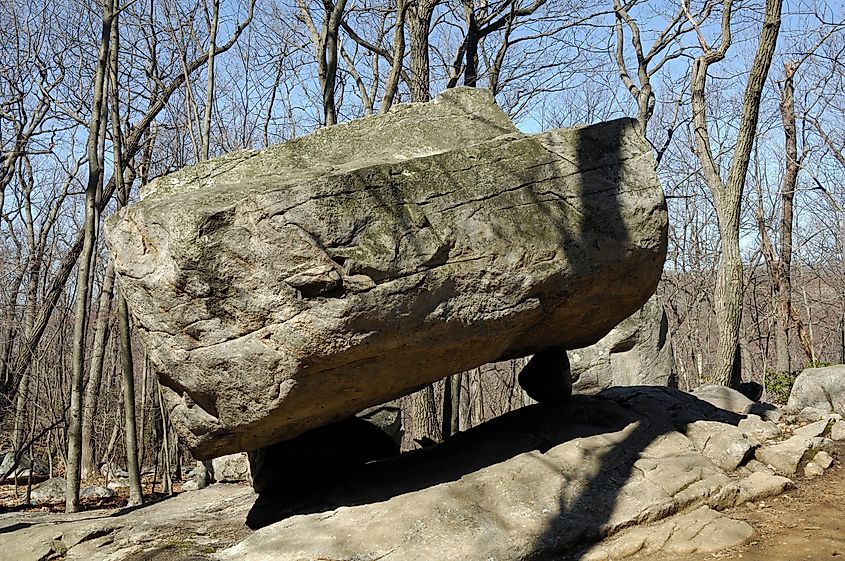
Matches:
[[569, 294, 675, 394], [684, 420, 759, 472], [581, 506, 753, 560], [105, 88, 668, 458], [216, 389, 789, 561], [691, 384, 754, 415]]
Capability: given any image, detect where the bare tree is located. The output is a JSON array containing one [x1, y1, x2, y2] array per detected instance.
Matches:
[[687, 0, 784, 387]]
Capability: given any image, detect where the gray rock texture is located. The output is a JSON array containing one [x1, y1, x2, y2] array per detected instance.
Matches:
[[0, 388, 799, 561], [787, 364, 845, 418], [569, 294, 675, 394], [105, 87, 668, 458], [211, 453, 251, 483], [30, 476, 67, 504], [219, 388, 789, 561], [582, 506, 753, 560], [691, 384, 754, 415], [684, 420, 759, 472], [755, 434, 834, 474]]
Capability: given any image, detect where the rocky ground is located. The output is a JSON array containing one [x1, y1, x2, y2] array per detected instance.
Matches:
[[637, 440, 845, 561], [1, 385, 842, 561]]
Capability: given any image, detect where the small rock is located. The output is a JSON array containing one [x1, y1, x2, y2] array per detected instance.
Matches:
[[211, 453, 251, 483], [80, 486, 115, 499], [813, 451, 834, 469], [755, 435, 830, 474], [744, 459, 775, 475], [107, 478, 130, 490], [685, 420, 759, 471], [804, 462, 824, 477], [793, 418, 833, 438], [798, 407, 826, 422], [738, 415, 781, 440], [182, 479, 201, 492], [831, 420, 845, 441]]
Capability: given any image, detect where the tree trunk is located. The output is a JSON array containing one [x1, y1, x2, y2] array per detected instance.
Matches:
[[66, 0, 114, 513], [411, 384, 441, 444], [81, 262, 116, 479], [407, 0, 437, 101], [109, 10, 143, 505], [201, 0, 219, 160], [690, 0, 783, 387]]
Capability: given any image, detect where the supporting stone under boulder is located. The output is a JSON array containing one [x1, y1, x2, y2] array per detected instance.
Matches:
[[105, 87, 667, 458], [569, 294, 676, 394]]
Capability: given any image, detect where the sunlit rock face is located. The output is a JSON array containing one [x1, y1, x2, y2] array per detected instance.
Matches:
[[105, 87, 667, 459]]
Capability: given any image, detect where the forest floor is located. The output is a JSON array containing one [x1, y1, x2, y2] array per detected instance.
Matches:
[[636, 440, 845, 561]]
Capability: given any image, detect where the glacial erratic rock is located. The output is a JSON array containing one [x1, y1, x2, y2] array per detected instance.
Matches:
[[106, 87, 667, 458]]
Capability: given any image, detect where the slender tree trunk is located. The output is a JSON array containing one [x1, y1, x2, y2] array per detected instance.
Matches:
[[201, 0, 219, 160], [109, 11, 144, 505], [690, 0, 783, 387], [66, 0, 114, 513], [81, 262, 116, 479]]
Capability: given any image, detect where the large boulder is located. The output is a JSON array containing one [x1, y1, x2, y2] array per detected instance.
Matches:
[[106, 87, 667, 458], [787, 364, 845, 417], [569, 294, 675, 393]]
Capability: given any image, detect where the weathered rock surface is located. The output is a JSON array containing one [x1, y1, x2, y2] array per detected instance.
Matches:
[[755, 434, 834, 474], [218, 388, 788, 561], [684, 420, 759, 472], [792, 418, 835, 439], [832, 419, 845, 441], [0, 452, 48, 483], [738, 414, 781, 440], [581, 506, 753, 560], [569, 294, 675, 394], [787, 365, 845, 418], [30, 476, 67, 504], [105, 87, 668, 458], [1, 388, 804, 561], [211, 453, 251, 483], [691, 384, 754, 415]]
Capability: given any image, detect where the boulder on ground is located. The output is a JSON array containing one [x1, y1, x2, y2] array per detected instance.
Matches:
[[80, 486, 115, 500], [0, 453, 48, 483], [569, 294, 675, 394], [211, 453, 251, 483], [690, 384, 754, 415], [30, 477, 67, 504], [755, 435, 834, 474], [105, 87, 667, 458], [787, 365, 845, 418]]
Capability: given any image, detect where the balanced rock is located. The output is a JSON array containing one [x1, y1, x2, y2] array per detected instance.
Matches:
[[106, 87, 667, 458], [569, 294, 675, 394]]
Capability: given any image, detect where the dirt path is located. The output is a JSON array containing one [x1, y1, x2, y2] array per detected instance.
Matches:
[[641, 442, 845, 561]]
